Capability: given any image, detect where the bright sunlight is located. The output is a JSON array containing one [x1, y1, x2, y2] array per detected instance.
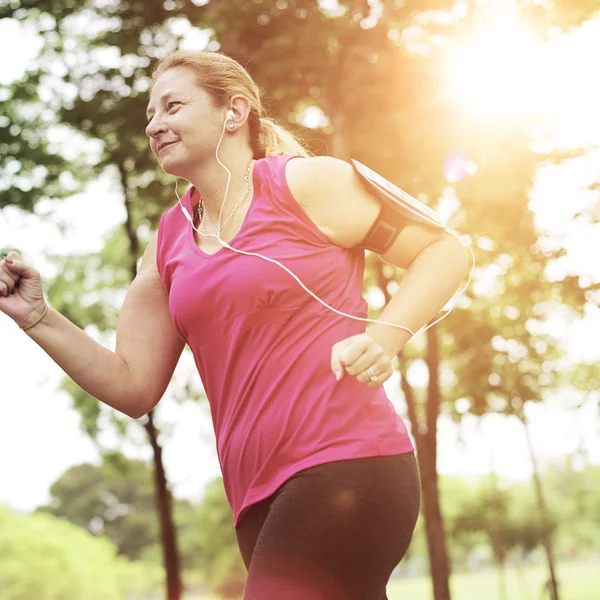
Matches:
[[447, 22, 543, 120], [446, 2, 600, 134]]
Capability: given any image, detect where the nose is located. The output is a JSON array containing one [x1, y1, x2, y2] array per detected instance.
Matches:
[[145, 117, 167, 140]]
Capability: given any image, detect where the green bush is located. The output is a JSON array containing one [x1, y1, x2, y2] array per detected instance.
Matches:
[[0, 506, 124, 600]]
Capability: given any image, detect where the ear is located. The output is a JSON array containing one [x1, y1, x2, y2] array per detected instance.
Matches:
[[227, 95, 252, 129]]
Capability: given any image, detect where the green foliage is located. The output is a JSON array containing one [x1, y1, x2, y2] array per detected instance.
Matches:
[[0, 505, 123, 599], [191, 478, 246, 599], [44, 223, 151, 437], [37, 454, 179, 561], [449, 476, 556, 563], [543, 463, 600, 552], [386, 560, 600, 600], [4, 3, 600, 598], [8, 0, 595, 442], [44, 224, 142, 332], [440, 464, 600, 568], [0, 71, 83, 211]]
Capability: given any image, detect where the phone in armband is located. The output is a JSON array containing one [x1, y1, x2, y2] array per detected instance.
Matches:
[[350, 158, 445, 255]]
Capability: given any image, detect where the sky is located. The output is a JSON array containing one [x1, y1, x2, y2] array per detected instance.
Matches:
[[1, 4, 600, 513]]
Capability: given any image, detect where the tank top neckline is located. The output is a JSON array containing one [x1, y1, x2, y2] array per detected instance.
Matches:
[[186, 157, 264, 259]]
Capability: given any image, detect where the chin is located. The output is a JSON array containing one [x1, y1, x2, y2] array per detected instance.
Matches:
[[160, 158, 190, 179]]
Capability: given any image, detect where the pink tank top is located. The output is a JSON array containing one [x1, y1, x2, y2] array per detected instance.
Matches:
[[157, 154, 414, 525]]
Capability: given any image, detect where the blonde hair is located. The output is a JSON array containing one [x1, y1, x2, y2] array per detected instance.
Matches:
[[152, 51, 310, 160]]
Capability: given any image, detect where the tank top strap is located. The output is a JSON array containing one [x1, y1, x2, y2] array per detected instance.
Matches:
[[255, 154, 331, 247]]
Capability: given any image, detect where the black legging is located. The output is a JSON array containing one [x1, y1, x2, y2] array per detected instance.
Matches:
[[235, 452, 421, 600]]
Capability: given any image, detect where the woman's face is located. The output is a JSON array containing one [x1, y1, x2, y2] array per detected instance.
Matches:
[[146, 67, 225, 175]]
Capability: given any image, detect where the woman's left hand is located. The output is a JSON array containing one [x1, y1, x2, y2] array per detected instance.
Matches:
[[330, 331, 395, 387]]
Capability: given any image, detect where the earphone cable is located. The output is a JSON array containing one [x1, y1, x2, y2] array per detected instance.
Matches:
[[174, 116, 475, 338]]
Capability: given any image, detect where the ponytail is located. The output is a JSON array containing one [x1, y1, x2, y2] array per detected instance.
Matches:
[[258, 117, 311, 158]]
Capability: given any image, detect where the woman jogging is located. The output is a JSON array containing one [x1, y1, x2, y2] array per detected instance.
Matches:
[[0, 51, 468, 599]]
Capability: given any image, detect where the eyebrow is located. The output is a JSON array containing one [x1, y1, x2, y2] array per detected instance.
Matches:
[[146, 89, 178, 118]]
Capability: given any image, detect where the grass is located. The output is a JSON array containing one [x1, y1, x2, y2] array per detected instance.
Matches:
[[387, 560, 600, 600], [186, 560, 600, 600]]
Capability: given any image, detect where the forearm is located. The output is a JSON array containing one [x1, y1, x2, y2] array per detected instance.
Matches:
[[23, 306, 140, 417], [367, 236, 469, 355]]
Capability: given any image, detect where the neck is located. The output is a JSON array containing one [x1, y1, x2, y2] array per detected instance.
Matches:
[[189, 146, 254, 225]]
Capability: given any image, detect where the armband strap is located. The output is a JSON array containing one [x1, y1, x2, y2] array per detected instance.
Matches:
[[356, 201, 403, 254], [351, 158, 444, 254]]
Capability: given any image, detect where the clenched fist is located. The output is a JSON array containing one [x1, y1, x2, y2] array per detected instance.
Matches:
[[0, 252, 47, 329], [330, 331, 395, 387]]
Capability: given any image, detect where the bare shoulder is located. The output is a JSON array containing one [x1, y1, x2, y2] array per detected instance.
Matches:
[[285, 156, 456, 269], [137, 231, 160, 276], [284, 156, 380, 248], [127, 231, 165, 293], [285, 156, 353, 199]]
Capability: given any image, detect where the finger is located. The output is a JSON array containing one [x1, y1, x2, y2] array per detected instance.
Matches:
[[344, 346, 385, 376], [356, 363, 380, 385], [0, 274, 15, 296], [338, 336, 370, 369], [3, 257, 37, 279], [366, 367, 393, 387], [1, 261, 21, 284], [359, 363, 393, 387], [4, 251, 22, 262], [330, 344, 345, 381]]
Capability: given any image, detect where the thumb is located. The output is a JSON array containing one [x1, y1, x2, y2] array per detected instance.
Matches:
[[5, 251, 22, 261], [4, 255, 36, 278], [330, 343, 345, 381]]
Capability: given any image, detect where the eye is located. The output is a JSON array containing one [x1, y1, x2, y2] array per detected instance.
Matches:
[[146, 101, 181, 123]]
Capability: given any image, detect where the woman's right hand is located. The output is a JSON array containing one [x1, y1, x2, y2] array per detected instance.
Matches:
[[0, 251, 47, 329]]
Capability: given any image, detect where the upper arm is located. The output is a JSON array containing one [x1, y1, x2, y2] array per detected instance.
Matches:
[[285, 155, 446, 269], [116, 231, 185, 416]]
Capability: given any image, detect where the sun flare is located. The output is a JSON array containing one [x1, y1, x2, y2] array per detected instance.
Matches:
[[445, 9, 600, 141], [447, 23, 544, 121]]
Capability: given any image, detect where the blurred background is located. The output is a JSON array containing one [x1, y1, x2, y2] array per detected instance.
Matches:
[[1, 1, 600, 599]]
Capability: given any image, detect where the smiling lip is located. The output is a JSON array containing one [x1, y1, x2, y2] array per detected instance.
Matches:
[[158, 141, 179, 153]]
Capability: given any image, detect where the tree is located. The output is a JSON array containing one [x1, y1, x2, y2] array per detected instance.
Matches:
[[450, 477, 556, 561], [0, 505, 126, 599], [5, 2, 600, 600], [192, 478, 247, 599], [543, 463, 600, 553], [0, 71, 82, 211], [2, 3, 202, 597], [37, 453, 194, 561]]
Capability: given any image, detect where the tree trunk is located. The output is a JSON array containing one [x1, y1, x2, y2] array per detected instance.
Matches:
[[145, 412, 183, 600], [328, 31, 360, 162], [399, 325, 452, 600], [375, 260, 452, 600], [521, 410, 560, 600], [120, 167, 182, 600], [417, 438, 452, 600], [487, 446, 507, 600]]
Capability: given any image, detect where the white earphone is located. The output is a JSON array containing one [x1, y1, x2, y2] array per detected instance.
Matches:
[[226, 110, 235, 128], [175, 111, 474, 338]]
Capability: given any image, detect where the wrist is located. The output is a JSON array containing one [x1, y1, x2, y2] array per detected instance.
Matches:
[[366, 324, 412, 357], [19, 303, 49, 332]]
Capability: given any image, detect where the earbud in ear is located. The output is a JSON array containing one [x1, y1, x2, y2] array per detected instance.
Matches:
[[226, 110, 235, 122]]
